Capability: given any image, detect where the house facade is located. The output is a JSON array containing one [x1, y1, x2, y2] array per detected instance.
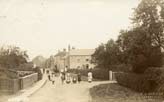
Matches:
[[54, 50, 68, 70], [54, 48, 95, 70], [67, 49, 95, 69]]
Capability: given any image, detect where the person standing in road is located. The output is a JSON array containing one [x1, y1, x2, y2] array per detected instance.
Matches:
[[77, 73, 81, 83], [88, 71, 93, 83], [61, 74, 65, 84], [47, 70, 51, 81], [43, 68, 45, 74], [51, 75, 55, 85]]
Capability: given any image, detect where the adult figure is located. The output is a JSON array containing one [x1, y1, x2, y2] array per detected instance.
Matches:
[[61, 74, 65, 84], [66, 73, 71, 84], [77, 73, 81, 83], [43, 68, 45, 74], [88, 71, 93, 83], [47, 70, 51, 81]]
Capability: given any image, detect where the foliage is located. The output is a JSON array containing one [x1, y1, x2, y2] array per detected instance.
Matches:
[[92, 0, 164, 73], [0, 46, 28, 69], [33, 67, 43, 80], [92, 40, 121, 69], [144, 67, 164, 93], [43, 56, 54, 68], [68, 68, 109, 80], [92, 68, 109, 80], [32, 55, 46, 68], [115, 72, 155, 93]]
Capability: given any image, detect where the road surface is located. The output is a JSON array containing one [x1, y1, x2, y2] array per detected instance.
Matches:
[[29, 76, 112, 102]]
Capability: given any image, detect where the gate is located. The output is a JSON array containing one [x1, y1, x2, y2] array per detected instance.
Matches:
[[109, 71, 117, 82]]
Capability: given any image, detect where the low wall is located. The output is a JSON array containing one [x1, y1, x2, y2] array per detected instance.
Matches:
[[0, 73, 38, 94], [0, 78, 20, 94], [20, 73, 38, 89]]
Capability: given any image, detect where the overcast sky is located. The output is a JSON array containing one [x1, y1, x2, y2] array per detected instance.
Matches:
[[0, 0, 140, 59]]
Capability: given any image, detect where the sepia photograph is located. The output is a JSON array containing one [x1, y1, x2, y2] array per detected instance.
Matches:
[[0, 0, 164, 102]]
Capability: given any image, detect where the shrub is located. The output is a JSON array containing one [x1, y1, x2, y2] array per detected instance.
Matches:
[[33, 67, 43, 81], [67, 69, 89, 76], [115, 73, 155, 93], [109, 64, 132, 72], [68, 68, 109, 80], [144, 67, 164, 94], [92, 68, 109, 80]]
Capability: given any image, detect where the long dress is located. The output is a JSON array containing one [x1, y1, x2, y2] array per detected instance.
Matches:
[[88, 72, 93, 82]]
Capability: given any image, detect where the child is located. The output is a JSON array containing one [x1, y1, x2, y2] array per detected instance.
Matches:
[[66, 73, 71, 84], [88, 71, 93, 83], [61, 73, 65, 84], [51, 75, 55, 85], [72, 77, 77, 84]]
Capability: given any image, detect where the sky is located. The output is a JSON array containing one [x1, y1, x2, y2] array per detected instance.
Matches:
[[0, 0, 140, 59]]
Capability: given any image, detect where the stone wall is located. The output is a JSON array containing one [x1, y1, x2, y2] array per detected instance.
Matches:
[[0, 73, 38, 94], [20, 73, 38, 89]]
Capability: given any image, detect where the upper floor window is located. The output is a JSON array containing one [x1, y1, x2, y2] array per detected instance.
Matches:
[[86, 59, 89, 61]]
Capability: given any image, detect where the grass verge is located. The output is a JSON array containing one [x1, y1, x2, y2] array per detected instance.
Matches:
[[89, 83, 163, 102]]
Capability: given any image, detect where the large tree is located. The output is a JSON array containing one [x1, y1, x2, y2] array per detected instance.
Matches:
[[0, 46, 28, 69], [92, 0, 164, 73], [32, 55, 46, 68], [92, 39, 121, 69], [117, 0, 164, 73]]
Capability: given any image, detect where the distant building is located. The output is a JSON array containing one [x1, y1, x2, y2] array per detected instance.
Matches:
[[54, 49, 68, 70]]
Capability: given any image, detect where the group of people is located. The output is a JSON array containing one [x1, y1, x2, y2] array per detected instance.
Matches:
[[46, 70, 56, 85], [45, 68, 93, 85], [60, 69, 82, 84]]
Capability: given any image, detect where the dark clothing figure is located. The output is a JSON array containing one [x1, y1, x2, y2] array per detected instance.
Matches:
[[43, 68, 45, 74], [52, 81, 55, 84], [46, 70, 49, 74], [61, 74, 65, 84], [77, 73, 81, 83], [48, 74, 51, 81]]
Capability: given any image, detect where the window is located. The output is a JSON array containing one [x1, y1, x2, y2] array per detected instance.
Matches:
[[86, 59, 89, 61], [86, 64, 89, 69]]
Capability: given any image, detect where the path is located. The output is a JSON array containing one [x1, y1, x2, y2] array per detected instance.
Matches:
[[29, 76, 114, 102]]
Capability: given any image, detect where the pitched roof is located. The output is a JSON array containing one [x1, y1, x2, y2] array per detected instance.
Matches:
[[54, 51, 67, 57], [69, 49, 95, 56]]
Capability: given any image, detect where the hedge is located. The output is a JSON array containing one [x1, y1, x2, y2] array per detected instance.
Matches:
[[115, 73, 155, 93], [144, 67, 164, 93], [68, 68, 109, 80]]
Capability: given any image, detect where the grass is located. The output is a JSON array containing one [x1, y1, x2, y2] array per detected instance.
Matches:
[[89, 83, 163, 102]]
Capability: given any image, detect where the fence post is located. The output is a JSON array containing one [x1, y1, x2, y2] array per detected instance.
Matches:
[[109, 70, 113, 81]]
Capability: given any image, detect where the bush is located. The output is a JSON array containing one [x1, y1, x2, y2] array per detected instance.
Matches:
[[115, 73, 155, 93], [144, 67, 164, 93], [33, 67, 43, 81], [68, 68, 109, 80], [109, 64, 132, 72], [92, 69, 109, 80], [67, 69, 89, 76]]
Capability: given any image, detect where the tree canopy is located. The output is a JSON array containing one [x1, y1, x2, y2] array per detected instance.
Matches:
[[92, 0, 164, 73], [0, 46, 29, 69]]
